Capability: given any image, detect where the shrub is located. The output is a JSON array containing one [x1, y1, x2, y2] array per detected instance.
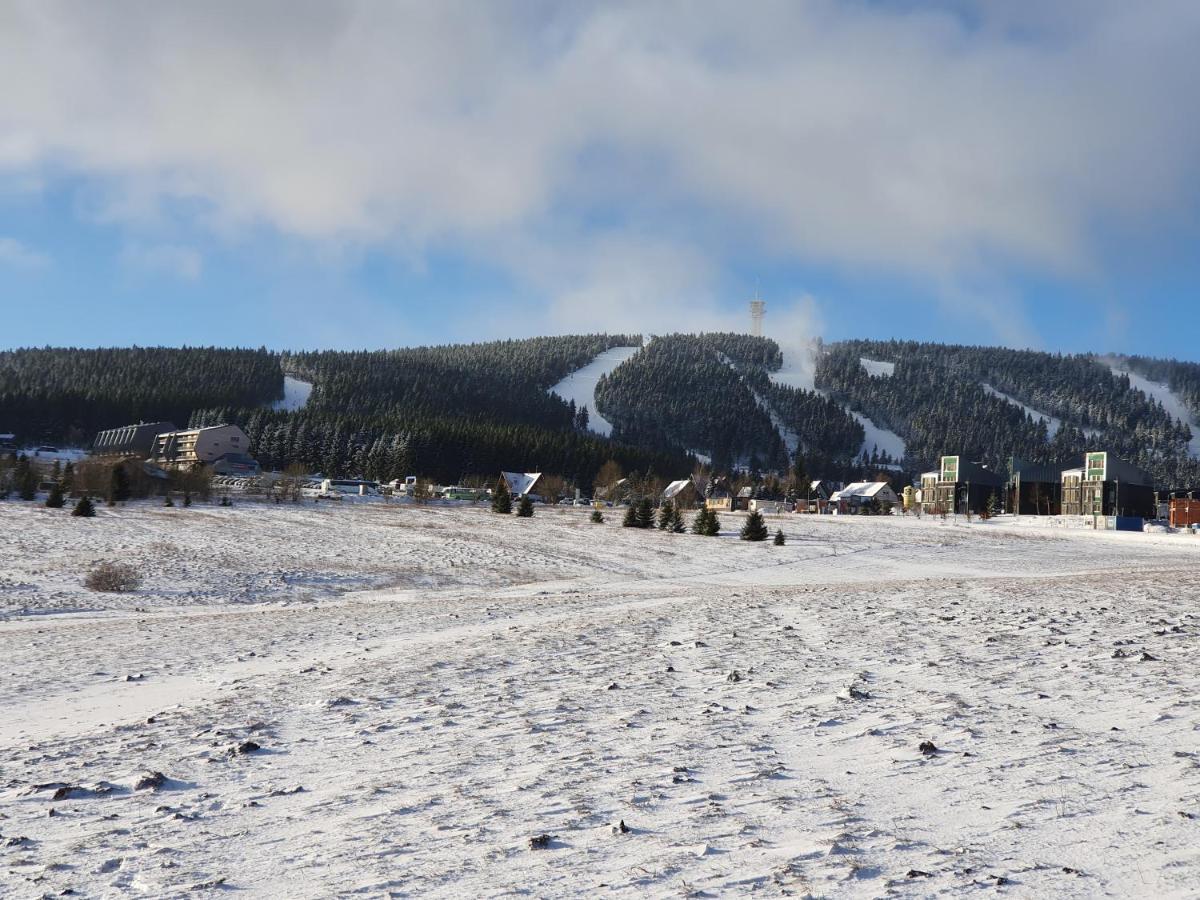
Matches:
[[741, 510, 769, 541], [85, 561, 142, 593], [71, 496, 96, 517], [45, 483, 65, 509], [492, 478, 512, 514]]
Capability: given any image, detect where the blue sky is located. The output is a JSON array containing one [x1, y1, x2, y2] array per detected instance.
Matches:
[[3, 1, 1200, 358]]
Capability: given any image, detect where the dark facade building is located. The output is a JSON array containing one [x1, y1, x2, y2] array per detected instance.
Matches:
[[926, 455, 1006, 515], [1060, 451, 1154, 518], [92, 421, 177, 458], [1008, 458, 1063, 516]]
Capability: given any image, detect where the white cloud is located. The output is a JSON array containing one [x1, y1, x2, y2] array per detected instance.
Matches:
[[0, 236, 49, 269], [2, 1, 1198, 334], [120, 242, 202, 280]]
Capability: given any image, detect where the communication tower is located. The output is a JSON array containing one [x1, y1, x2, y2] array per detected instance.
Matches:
[[749, 298, 765, 337]]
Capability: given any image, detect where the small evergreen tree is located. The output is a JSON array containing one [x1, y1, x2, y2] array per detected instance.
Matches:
[[45, 482, 65, 508], [622, 503, 639, 527], [773, 528, 785, 546], [985, 491, 999, 519], [635, 496, 655, 528], [669, 504, 686, 533], [590, 508, 604, 523], [741, 510, 768, 541], [16, 455, 37, 501], [164, 495, 175, 507], [704, 508, 721, 536], [516, 494, 534, 517], [691, 507, 709, 535], [109, 464, 131, 503], [183, 491, 192, 507], [61, 460, 75, 494], [71, 495, 96, 517], [657, 499, 674, 530], [492, 477, 512, 514]]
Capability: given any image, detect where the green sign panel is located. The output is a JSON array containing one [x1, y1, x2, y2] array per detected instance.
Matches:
[[1086, 452, 1107, 481], [941, 456, 959, 482]]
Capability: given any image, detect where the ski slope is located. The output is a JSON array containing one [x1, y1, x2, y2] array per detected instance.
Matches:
[[771, 343, 907, 462], [272, 376, 313, 412], [1111, 366, 1200, 458], [981, 383, 1065, 438], [548, 344, 641, 437]]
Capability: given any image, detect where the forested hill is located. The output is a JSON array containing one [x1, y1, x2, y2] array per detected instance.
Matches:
[[3, 335, 1200, 488]]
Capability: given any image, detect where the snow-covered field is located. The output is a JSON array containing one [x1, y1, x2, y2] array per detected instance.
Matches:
[[3, 502, 1200, 897]]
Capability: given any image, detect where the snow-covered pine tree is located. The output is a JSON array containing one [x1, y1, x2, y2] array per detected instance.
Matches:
[[741, 510, 769, 541]]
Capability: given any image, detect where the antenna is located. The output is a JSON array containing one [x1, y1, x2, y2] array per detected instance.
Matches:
[[749, 295, 765, 337]]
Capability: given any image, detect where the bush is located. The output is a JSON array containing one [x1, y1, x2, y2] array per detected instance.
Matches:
[[85, 561, 142, 593], [741, 510, 769, 541], [492, 478, 512, 514], [45, 483, 65, 509], [71, 496, 96, 518]]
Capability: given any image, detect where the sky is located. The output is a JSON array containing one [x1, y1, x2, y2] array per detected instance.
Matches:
[[2, 0, 1200, 358]]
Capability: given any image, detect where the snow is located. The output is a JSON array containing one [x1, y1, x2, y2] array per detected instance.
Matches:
[[548, 344, 641, 436], [4, 500, 1200, 896], [1110, 365, 1200, 458], [272, 375, 313, 412], [771, 343, 907, 462], [860, 357, 895, 377]]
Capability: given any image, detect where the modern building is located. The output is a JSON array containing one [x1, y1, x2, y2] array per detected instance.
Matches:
[[1007, 458, 1063, 516], [91, 421, 177, 458], [148, 424, 254, 471], [1060, 451, 1154, 518], [925, 455, 1006, 515]]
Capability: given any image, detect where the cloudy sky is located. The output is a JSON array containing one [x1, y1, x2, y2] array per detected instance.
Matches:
[[2, 0, 1199, 355]]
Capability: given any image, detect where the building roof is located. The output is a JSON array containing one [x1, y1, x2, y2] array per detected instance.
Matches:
[[662, 479, 693, 500], [501, 471, 542, 496], [832, 481, 896, 501]]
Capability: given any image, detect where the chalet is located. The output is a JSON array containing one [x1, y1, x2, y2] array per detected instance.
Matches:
[[92, 421, 178, 459], [661, 478, 700, 509], [148, 425, 256, 472], [1060, 452, 1154, 518], [1007, 458, 1063, 516], [500, 471, 542, 499], [925, 455, 1005, 515], [830, 481, 900, 514]]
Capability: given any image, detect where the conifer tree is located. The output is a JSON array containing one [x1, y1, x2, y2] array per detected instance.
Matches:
[[669, 504, 686, 533], [71, 496, 96, 517], [16, 454, 37, 501], [691, 507, 709, 535], [109, 465, 131, 503], [657, 499, 675, 530], [622, 504, 639, 527], [704, 508, 721, 536], [741, 510, 769, 541], [45, 482, 65, 508], [635, 496, 655, 528], [516, 494, 534, 517], [61, 460, 75, 495], [492, 477, 512, 514], [773, 528, 786, 546], [590, 508, 604, 523]]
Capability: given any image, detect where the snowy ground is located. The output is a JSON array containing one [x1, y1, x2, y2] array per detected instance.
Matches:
[[548, 345, 641, 437], [3, 502, 1200, 897]]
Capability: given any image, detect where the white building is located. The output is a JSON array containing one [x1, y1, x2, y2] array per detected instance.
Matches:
[[149, 424, 255, 471], [501, 471, 542, 498], [830, 481, 900, 513]]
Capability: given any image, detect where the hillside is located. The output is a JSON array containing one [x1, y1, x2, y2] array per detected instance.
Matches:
[[3, 336, 1200, 487]]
